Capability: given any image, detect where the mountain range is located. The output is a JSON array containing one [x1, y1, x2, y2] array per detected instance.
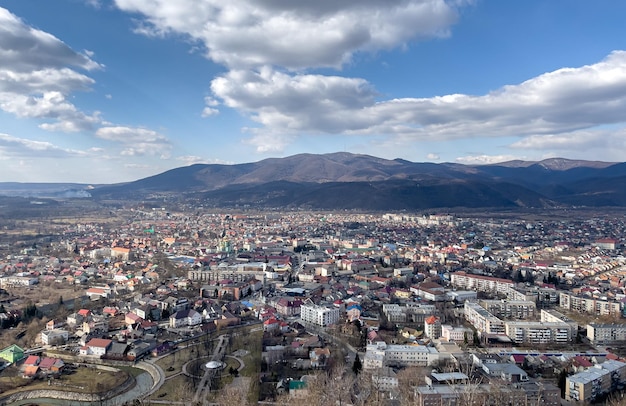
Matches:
[[3, 152, 626, 210]]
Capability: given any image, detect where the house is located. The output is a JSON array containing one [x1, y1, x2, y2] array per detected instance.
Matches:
[[263, 318, 280, 332], [125, 312, 144, 326], [86, 287, 109, 300], [41, 329, 69, 345], [80, 338, 112, 356], [0, 344, 24, 363], [310, 347, 331, 368], [38, 357, 64, 374], [275, 298, 303, 317], [169, 309, 202, 328], [46, 319, 65, 330], [346, 304, 362, 322]]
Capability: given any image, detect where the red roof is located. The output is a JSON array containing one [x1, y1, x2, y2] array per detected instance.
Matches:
[[24, 355, 40, 366], [87, 338, 112, 348], [38, 357, 57, 369], [425, 315, 439, 325]]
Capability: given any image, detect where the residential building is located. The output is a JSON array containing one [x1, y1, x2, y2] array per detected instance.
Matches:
[[424, 315, 442, 339], [0, 344, 24, 363], [587, 323, 626, 344], [450, 271, 514, 294], [300, 302, 340, 327], [414, 381, 559, 406], [41, 329, 69, 346], [169, 309, 202, 328], [80, 338, 112, 357], [441, 325, 473, 343], [566, 360, 626, 402], [364, 341, 439, 369], [559, 292, 622, 316], [504, 321, 575, 344], [479, 299, 536, 319], [463, 301, 505, 336]]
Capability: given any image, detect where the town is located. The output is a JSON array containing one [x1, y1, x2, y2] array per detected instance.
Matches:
[[1, 207, 626, 405]]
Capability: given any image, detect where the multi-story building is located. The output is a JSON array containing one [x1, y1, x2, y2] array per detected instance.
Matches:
[[559, 292, 622, 316], [464, 301, 505, 336], [451, 271, 514, 295], [566, 360, 626, 403], [504, 321, 575, 344], [414, 381, 560, 406], [300, 302, 340, 327], [364, 341, 439, 369], [441, 325, 473, 343], [479, 300, 536, 319], [541, 309, 578, 330], [41, 329, 69, 345], [587, 323, 626, 344], [496, 285, 558, 307], [382, 304, 406, 324], [424, 315, 442, 339]]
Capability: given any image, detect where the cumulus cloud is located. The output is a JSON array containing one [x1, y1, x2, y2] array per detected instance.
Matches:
[[211, 68, 376, 133], [0, 7, 103, 132], [96, 126, 172, 157], [114, 0, 459, 70], [114, 1, 626, 157], [0, 91, 101, 132], [426, 153, 440, 160], [209, 51, 626, 152], [0, 133, 89, 158]]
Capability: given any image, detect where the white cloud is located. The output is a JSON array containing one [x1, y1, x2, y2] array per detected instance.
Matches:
[[201, 107, 219, 117], [208, 51, 626, 153], [0, 7, 103, 132], [96, 126, 172, 157], [426, 153, 440, 160], [0, 133, 89, 158], [111, 2, 626, 160], [211, 68, 376, 133], [0, 91, 101, 132], [455, 154, 525, 165], [176, 155, 233, 165], [114, 0, 460, 70]]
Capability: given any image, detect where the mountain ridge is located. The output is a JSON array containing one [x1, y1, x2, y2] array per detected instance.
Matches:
[[3, 153, 626, 209]]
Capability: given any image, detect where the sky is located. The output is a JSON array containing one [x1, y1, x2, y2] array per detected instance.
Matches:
[[2, 0, 626, 183]]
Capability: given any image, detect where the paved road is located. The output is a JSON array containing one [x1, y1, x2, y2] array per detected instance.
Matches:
[[192, 334, 229, 405]]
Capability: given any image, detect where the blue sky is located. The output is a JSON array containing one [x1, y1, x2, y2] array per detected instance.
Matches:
[[2, 0, 626, 183]]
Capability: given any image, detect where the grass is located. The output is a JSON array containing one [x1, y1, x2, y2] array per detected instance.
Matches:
[[156, 346, 199, 378], [228, 327, 263, 403], [0, 365, 128, 396], [147, 374, 196, 402]]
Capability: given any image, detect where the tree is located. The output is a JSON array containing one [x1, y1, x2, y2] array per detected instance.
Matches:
[[352, 354, 362, 375]]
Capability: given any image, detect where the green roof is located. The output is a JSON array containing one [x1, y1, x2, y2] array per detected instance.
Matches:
[[289, 380, 306, 390]]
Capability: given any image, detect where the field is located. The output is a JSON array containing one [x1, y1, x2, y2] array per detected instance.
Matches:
[[0, 364, 129, 396]]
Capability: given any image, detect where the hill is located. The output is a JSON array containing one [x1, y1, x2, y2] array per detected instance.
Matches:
[[86, 153, 626, 209]]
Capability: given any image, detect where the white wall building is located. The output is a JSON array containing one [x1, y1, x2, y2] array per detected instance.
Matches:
[[364, 341, 439, 369], [300, 303, 340, 327]]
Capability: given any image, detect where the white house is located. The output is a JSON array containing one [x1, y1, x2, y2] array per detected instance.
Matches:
[[169, 309, 202, 328]]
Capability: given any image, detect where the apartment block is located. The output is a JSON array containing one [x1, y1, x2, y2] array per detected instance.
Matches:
[[364, 341, 439, 369], [463, 301, 505, 336], [504, 321, 575, 344], [451, 271, 514, 295], [566, 360, 626, 402], [559, 292, 622, 316], [479, 299, 536, 319], [300, 303, 340, 327], [587, 323, 626, 344]]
